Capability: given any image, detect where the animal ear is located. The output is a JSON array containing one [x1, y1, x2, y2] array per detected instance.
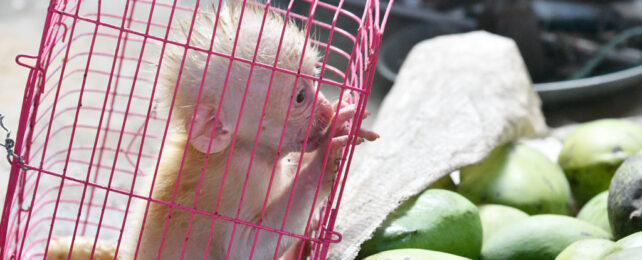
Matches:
[[187, 104, 231, 154]]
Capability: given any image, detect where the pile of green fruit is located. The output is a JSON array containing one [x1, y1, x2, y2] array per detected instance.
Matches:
[[359, 119, 642, 260]]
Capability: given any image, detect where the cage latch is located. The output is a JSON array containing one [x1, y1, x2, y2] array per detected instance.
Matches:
[[15, 54, 38, 71], [0, 114, 27, 170]]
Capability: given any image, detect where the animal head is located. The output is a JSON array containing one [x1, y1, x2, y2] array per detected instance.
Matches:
[[162, 3, 334, 155]]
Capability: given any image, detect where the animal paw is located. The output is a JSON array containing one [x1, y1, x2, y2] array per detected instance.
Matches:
[[324, 104, 379, 173], [330, 102, 378, 143]]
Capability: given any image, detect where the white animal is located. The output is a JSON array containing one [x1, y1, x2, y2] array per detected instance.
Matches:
[[118, 2, 378, 259]]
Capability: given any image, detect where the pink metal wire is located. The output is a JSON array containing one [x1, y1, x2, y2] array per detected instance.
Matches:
[[0, 0, 394, 259]]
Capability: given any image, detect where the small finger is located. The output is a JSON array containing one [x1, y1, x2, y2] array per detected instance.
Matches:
[[330, 136, 350, 149], [331, 127, 378, 141], [363, 110, 371, 119], [332, 126, 349, 136], [334, 92, 351, 110], [358, 129, 379, 141], [335, 105, 356, 125], [332, 100, 341, 111], [342, 91, 352, 102]]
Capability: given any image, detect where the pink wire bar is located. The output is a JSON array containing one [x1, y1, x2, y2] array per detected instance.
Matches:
[[0, 0, 394, 259]]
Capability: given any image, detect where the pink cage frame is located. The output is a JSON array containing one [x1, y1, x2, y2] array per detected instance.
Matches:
[[0, 0, 392, 259]]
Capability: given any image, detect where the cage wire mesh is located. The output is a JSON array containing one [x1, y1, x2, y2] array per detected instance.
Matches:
[[0, 0, 392, 259]]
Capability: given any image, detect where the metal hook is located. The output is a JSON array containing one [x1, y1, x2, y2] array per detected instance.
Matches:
[[0, 114, 9, 133], [15, 54, 38, 70], [0, 114, 28, 171], [54, 22, 68, 43]]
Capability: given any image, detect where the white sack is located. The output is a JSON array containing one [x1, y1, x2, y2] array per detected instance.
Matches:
[[328, 31, 549, 259]]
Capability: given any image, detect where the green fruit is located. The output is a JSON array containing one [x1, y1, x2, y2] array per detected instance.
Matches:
[[458, 143, 572, 215], [555, 239, 615, 260], [602, 247, 642, 260], [363, 249, 471, 260], [559, 119, 642, 206], [608, 152, 642, 239], [577, 191, 611, 234], [615, 231, 642, 249], [599, 231, 642, 258], [428, 174, 456, 191], [481, 215, 612, 260], [359, 189, 482, 259], [478, 204, 528, 242]]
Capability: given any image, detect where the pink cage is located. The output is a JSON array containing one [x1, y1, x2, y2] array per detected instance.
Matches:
[[0, 0, 392, 259]]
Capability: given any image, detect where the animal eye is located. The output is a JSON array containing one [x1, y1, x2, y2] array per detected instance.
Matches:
[[296, 89, 305, 103]]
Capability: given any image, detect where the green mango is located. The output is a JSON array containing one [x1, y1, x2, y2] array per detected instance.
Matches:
[[615, 231, 642, 249], [459, 143, 572, 215], [600, 231, 642, 257], [602, 247, 642, 260], [481, 215, 612, 260], [477, 204, 528, 243], [359, 189, 482, 259], [577, 191, 611, 234], [363, 249, 471, 260], [555, 239, 615, 260], [559, 119, 642, 207]]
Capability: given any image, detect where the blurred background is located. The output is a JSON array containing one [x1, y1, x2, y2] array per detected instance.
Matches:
[[4, 0, 642, 131], [323, 0, 642, 127]]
